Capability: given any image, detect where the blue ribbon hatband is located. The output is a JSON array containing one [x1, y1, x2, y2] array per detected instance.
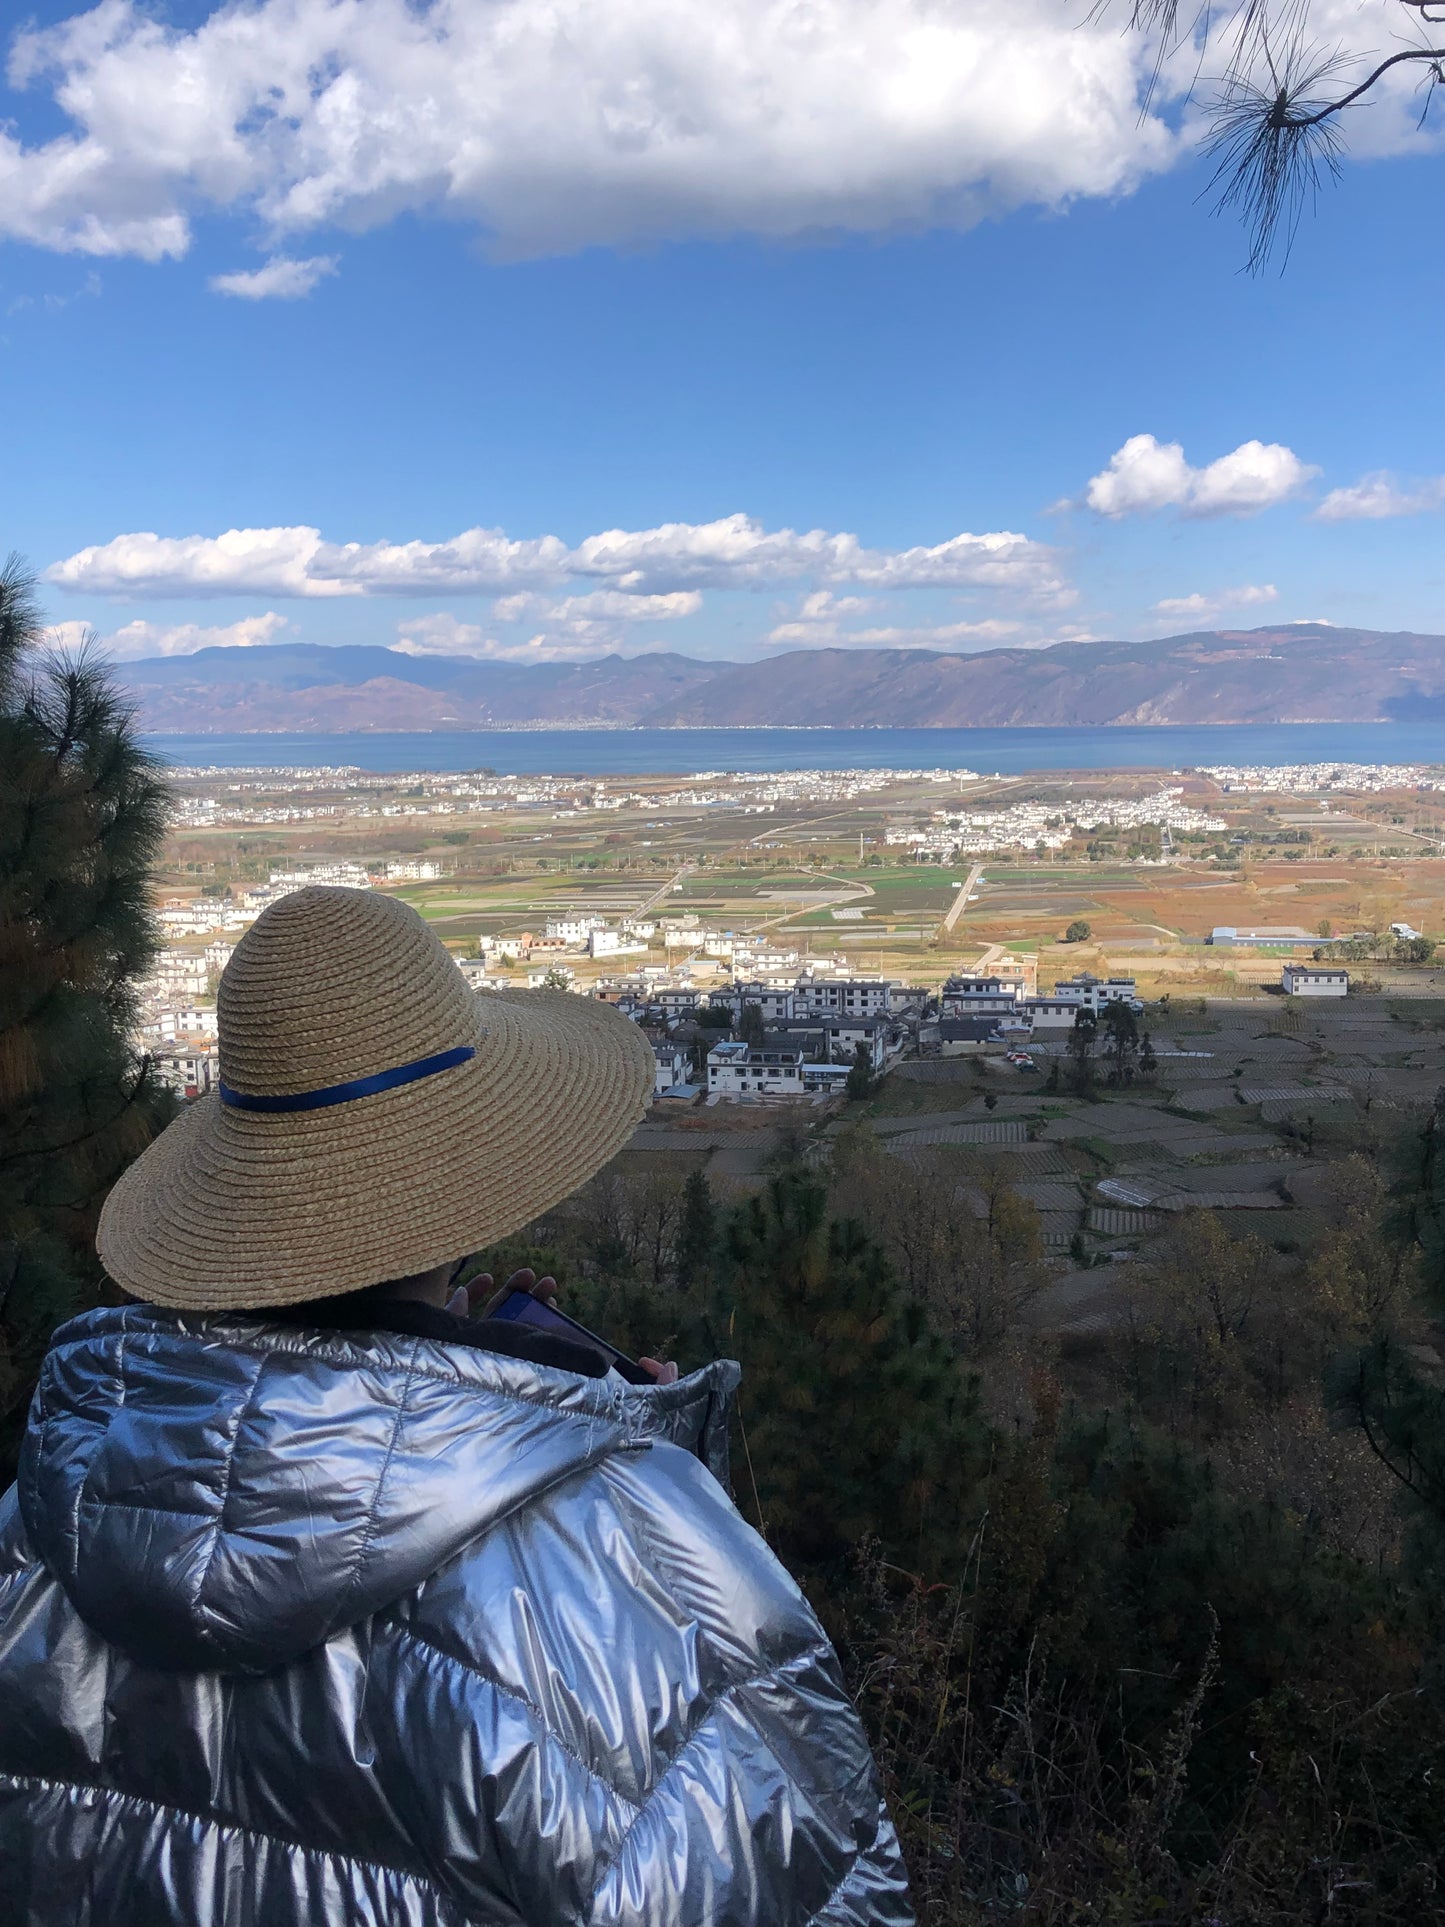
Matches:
[[219, 1045, 476, 1114]]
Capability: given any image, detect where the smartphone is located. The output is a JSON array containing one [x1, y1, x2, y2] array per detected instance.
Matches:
[[487, 1289, 653, 1385]]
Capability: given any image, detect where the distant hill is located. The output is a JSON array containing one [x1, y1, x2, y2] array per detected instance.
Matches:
[[115, 625, 1445, 731], [120, 645, 721, 730]]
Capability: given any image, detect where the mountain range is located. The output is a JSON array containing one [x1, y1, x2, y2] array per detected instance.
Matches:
[[114, 624, 1445, 732]]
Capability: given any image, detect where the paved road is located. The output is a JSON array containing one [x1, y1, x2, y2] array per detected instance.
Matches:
[[939, 861, 986, 939], [757, 871, 874, 933], [635, 861, 697, 917]]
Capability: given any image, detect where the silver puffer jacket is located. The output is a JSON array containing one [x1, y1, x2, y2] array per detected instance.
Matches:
[[0, 1306, 911, 1927]]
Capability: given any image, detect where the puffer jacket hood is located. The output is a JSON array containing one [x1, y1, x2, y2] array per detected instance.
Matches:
[[18, 1307, 737, 1675], [1, 1306, 911, 1926]]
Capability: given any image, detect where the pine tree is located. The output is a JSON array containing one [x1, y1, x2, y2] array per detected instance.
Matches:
[[1066, 1006, 1098, 1094], [738, 1000, 766, 1048], [716, 1169, 989, 1576], [1100, 1001, 1139, 1086], [845, 1040, 873, 1101], [673, 1166, 716, 1288], [0, 560, 174, 1477]]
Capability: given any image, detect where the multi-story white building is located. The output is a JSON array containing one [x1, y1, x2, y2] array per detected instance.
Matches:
[[153, 1048, 219, 1099], [149, 1007, 219, 1043], [1052, 974, 1141, 1012], [940, 976, 1020, 1016], [794, 978, 895, 1017], [717, 983, 798, 1023], [820, 1015, 890, 1072], [156, 901, 228, 938], [651, 1041, 693, 1095], [653, 988, 701, 1018], [1015, 998, 1083, 1031], [545, 916, 608, 943], [143, 951, 211, 1001], [707, 1040, 805, 1097]]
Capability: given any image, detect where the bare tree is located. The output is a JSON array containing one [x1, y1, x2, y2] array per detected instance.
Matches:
[[1109, 1, 1445, 266], [830, 1130, 1047, 1352]]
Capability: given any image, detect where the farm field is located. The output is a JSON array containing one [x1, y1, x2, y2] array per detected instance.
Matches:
[[157, 758, 1445, 998], [153, 757, 1445, 1330]]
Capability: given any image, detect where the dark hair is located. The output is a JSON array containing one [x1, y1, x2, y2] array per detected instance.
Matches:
[[258, 1279, 408, 1330]]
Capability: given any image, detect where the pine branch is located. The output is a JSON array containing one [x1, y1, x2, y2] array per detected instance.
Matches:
[[0, 557, 44, 702], [1102, 1, 1445, 266]]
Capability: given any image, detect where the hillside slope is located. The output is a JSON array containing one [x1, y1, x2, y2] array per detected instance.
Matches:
[[116, 625, 1445, 730], [123, 645, 721, 730], [643, 627, 1445, 726]]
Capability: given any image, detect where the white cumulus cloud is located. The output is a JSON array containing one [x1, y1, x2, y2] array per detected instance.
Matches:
[[766, 586, 1039, 649], [491, 589, 702, 624], [792, 591, 873, 622], [47, 513, 1069, 603], [1, 0, 1180, 264], [394, 591, 702, 661], [768, 606, 1024, 649], [1084, 435, 1318, 519], [209, 254, 338, 299], [69, 611, 292, 660], [390, 614, 492, 657], [1313, 471, 1445, 521], [1153, 583, 1278, 623]]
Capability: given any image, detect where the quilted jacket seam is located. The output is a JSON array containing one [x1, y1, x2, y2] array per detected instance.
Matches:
[[190, 1350, 269, 1632], [584, 1640, 837, 1908], [71, 1495, 220, 1520], [397, 1626, 641, 1812], [42, 1320, 634, 1438], [68, 1329, 127, 1568], [597, 1455, 839, 1745], [336, 1340, 422, 1621], [0, 1769, 468, 1911]]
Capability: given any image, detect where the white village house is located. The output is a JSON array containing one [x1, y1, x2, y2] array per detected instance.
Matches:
[[651, 1040, 693, 1096], [706, 1041, 805, 1097]]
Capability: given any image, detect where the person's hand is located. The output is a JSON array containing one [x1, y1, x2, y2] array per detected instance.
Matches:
[[450, 1266, 558, 1319], [450, 1265, 679, 1383]]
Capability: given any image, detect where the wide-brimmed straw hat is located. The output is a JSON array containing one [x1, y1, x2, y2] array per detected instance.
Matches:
[[98, 886, 654, 1309]]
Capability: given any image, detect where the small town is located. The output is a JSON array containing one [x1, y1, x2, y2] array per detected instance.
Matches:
[[133, 756, 1445, 1284]]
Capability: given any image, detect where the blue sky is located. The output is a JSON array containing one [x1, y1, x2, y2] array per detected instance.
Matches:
[[2, 0, 1443, 666]]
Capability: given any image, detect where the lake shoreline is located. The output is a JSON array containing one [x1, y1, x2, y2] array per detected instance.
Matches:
[[142, 722, 1445, 779]]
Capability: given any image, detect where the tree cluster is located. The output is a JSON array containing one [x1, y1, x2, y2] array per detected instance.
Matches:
[[488, 1115, 1445, 1922], [1314, 931, 1437, 966], [0, 562, 174, 1479]]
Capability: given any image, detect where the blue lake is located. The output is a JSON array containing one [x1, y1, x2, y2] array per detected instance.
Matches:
[[143, 723, 1445, 778]]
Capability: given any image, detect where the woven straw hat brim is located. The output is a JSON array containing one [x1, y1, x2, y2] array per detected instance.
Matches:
[[98, 989, 654, 1310]]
